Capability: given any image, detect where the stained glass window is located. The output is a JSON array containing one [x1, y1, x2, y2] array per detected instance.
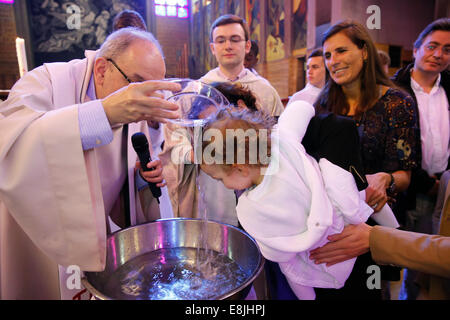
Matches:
[[155, 0, 189, 18]]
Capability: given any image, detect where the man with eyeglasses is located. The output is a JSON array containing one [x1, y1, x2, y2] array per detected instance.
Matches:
[[0, 28, 180, 299], [392, 18, 450, 300], [201, 14, 284, 117]]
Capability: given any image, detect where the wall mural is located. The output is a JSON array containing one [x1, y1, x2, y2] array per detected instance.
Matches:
[[266, 0, 285, 61], [215, 0, 227, 17], [188, 0, 308, 76], [227, 0, 240, 16], [246, 0, 260, 44], [203, 0, 215, 71], [28, 0, 146, 67], [293, 0, 307, 50]]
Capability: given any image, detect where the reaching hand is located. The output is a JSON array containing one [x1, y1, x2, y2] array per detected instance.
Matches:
[[309, 223, 372, 266], [365, 172, 390, 213], [102, 80, 181, 126]]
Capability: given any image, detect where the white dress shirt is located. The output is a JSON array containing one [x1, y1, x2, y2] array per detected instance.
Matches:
[[287, 83, 322, 106], [411, 74, 450, 175]]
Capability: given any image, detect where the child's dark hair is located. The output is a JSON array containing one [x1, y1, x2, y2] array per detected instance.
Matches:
[[188, 82, 259, 120], [209, 82, 258, 112]]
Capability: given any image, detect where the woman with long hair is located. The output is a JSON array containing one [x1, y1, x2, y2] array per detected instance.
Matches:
[[312, 20, 420, 300], [316, 20, 419, 217]]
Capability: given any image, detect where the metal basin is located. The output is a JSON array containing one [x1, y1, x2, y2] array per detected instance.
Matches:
[[82, 218, 264, 300]]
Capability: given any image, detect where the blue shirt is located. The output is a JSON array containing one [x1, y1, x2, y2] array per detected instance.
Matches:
[[78, 74, 113, 150], [78, 75, 149, 190]]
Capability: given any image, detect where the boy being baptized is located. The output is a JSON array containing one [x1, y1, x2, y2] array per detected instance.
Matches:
[[200, 101, 374, 299]]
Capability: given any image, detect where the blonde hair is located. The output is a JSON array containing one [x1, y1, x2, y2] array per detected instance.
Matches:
[[201, 108, 275, 171]]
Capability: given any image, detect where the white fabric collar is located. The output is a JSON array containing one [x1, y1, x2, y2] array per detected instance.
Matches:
[[411, 72, 441, 95], [216, 67, 248, 82]]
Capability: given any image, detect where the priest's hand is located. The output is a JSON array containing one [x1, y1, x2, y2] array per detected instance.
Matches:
[[136, 159, 166, 188], [102, 80, 181, 126]]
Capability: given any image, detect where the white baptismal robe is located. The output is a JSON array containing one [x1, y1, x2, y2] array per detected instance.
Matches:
[[237, 101, 373, 289], [0, 50, 156, 299]]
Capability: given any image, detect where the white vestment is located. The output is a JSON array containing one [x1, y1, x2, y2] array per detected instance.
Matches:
[[200, 67, 284, 117], [0, 50, 160, 299]]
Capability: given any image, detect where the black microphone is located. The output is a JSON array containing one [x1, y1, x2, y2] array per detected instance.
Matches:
[[131, 132, 161, 203]]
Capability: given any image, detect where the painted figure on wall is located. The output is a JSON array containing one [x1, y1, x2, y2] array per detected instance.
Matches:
[[203, 0, 216, 71], [293, 0, 307, 50], [228, 0, 240, 16], [215, 0, 227, 17], [246, 0, 260, 43], [266, 0, 285, 61], [29, 0, 146, 67]]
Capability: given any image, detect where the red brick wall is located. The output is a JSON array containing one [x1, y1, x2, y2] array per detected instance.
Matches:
[[155, 16, 190, 78]]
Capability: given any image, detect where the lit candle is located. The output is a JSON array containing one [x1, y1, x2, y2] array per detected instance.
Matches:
[[16, 37, 28, 77]]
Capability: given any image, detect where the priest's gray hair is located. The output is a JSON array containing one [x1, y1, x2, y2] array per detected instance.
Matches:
[[97, 27, 164, 60]]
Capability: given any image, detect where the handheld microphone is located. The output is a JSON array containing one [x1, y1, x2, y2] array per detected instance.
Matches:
[[131, 132, 161, 203]]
